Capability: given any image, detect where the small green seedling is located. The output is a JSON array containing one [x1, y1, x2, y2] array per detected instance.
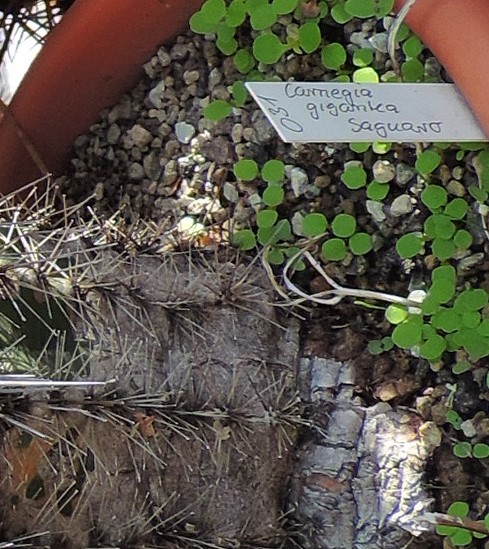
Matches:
[[322, 238, 347, 261], [446, 409, 463, 430], [203, 81, 250, 121], [384, 263, 489, 363], [321, 213, 372, 261], [343, 0, 394, 19], [452, 360, 471, 375], [204, 99, 233, 121], [261, 159, 285, 183], [367, 336, 394, 355], [231, 159, 303, 266], [353, 67, 379, 83], [436, 501, 488, 547], [415, 149, 442, 176], [231, 228, 256, 250], [341, 165, 367, 190], [453, 441, 489, 459], [233, 159, 259, 181], [253, 32, 288, 64], [192, 0, 410, 123], [367, 181, 390, 201], [396, 232, 424, 259], [322, 42, 347, 70], [395, 182, 471, 262], [302, 212, 328, 237]]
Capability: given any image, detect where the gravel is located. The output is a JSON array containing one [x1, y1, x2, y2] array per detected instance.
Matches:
[[395, 163, 416, 187], [373, 159, 396, 183], [390, 194, 414, 216], [54, 26, 397, 239], [290, 166, 310, 197]]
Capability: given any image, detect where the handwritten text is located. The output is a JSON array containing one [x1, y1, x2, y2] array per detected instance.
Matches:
[[348, 118, 443, 138]]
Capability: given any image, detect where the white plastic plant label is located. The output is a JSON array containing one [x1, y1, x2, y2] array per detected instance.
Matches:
[[246, 82, 487, 143]]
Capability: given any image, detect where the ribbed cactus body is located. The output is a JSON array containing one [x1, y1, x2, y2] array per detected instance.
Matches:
[[0, 181, 302, 548]]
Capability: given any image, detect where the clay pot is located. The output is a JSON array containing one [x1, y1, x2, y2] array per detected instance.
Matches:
[[0, 0, 204, 193], [394, 0, 489, 138]]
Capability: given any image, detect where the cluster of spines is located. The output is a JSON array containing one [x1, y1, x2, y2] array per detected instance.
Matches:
[[0, 180, 309, 548]]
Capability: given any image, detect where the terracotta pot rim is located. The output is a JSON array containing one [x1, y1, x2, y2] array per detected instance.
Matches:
[[0, 0, 204, 194], [394, 0, 489, 140]]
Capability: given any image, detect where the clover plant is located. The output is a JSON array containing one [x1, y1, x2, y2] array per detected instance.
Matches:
[[302, 212, 328, 236], [233, 158, 259, 180], [330, 0, 394, 21], [395, 232, 424, 258], [341, 158, 392, 200], [352, 47, 373, 67], [231, 159, 305, 267], [367, 336, 394, 355], [231, 228, 256, 250], [452, 360, 471, 375], [401, 58, 424, 82], [423, 191, 471, 261], [321, 213, 372, 261], [372, 142, 392, 154], [453, 441, 489, 460], [190, 0, 326, 67], [231, 159, 374, 266], [443, 405, 489, 461], [470, 147, 489, 203], [192, 0, 423, 123], [366, 181, 390, 201], [395, 183, 472, 262], [204, 99, 233, 121], [381, 264, 489, 364], [341, 165, 367, 190], [261, 158, 285, 183], [446, 409, 463, 430], [415, 149, 442, 176], [204, 81, 249, 121], [349, 142, 393, 155], [349, 142, 371, 154], [322, 42, 347, 70], [402, 35, 423, 59], [352, 66, 379, 83]]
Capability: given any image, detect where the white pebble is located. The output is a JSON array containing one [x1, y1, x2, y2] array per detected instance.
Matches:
[[175, 122, 195, 144], [223, 182, 239, 203], [373, 160, 395, 183], [290, 167, 309, 197], [369, 33, 388, 53], [366, 200, 386, 222], [148, 81, 166, 109], [183, 70, 200, 85], [390, 194, 413, 217]]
